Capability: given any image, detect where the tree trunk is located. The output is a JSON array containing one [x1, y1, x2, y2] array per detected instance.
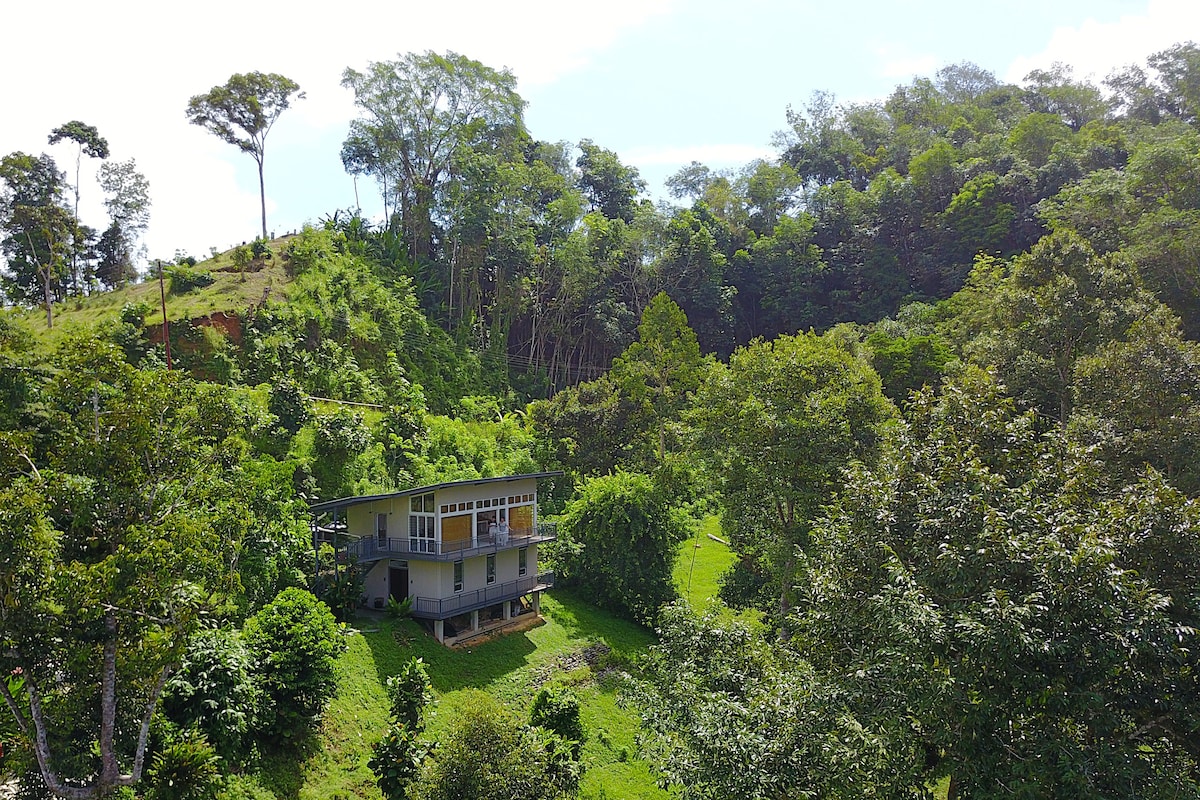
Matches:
[[257, 156, 268, 240]]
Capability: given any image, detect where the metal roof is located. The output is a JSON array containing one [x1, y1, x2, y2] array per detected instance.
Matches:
[[308, 471, 564, 514]]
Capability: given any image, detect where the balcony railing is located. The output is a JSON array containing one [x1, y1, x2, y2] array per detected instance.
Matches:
[[412, 571, 554, 619], [344, 522, 557, 563]]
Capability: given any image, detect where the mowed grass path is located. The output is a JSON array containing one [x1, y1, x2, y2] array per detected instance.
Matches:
[[291, 518, 731, 799]]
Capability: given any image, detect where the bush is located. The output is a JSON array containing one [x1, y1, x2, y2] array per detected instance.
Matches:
[[558, 471, 687, 625], [409, 691, 579, 800], [530, 685, 584, 756], [242, 588, 345, 741], [161, 628, 258, 762], [267, 377, 308, 436], [145, 732, 221, 800], [167, 266, 216, 294]]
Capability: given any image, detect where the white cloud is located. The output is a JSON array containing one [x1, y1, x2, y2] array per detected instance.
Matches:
[[1005, 0, 1200, 84], [0, 0, 676, 262]]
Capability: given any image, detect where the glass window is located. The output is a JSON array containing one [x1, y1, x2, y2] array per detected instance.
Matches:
[[518, 547, 527, 576], [453, 560, 463, 592], [486, 554, 496, 585]]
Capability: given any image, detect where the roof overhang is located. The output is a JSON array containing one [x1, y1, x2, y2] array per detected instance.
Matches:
[[309, 471, 564, 515]]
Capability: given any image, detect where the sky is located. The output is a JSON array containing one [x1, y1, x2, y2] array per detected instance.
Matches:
[[2, 0, 1197, 265]]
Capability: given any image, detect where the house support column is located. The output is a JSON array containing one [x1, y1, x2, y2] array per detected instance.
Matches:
[[471, 609, 479, 632], [532, 590, 541, 614], [503, 601, 511, 621], [434, 619, 444, 643]]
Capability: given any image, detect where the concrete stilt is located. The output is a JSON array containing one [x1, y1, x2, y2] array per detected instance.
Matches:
[[532, 590, 541, 614], [471, 609, 479, 632], [503, 601, 511, 621], [434, 619, 444, 643]]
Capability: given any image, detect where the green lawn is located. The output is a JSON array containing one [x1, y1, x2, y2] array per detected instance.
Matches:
[[673, 516, 736, 612], [278, 519, 739, 799], [289, 590, 670, 800]]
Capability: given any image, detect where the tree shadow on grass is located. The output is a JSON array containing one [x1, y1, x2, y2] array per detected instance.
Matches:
[[356, 591, 655, 696], [540, 588, 655, 656], [358, 613, 539, 693]]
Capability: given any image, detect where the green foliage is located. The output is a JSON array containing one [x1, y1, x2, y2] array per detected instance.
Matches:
[[166, 264, 216, 294], [409, 690, 580, 800], [693, 329, 895, 626], [530, 685, 584, 756], [386, 594, 414, 619], [387, 658, 433, 732], [145, 732, 221, 800], [370, 724, 428, 800], [558, 471, 687, 625], [266, 376, 308, 435], [242, 587, 345, 741], [161, 628, 259, 762]]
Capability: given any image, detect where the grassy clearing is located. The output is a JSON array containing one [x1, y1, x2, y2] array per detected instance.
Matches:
[[293, 589, 669, 800], [673, 516, 735, 612], [10, 238, 294, 347]]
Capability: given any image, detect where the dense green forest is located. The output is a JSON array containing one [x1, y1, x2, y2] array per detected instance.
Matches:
[[1, 41, 1199, 800]]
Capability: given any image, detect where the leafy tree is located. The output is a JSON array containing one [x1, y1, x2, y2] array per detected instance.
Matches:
[[557, 471, 687, 625], [241, 587, 344, 742], [0, 152, 74, 324], [341, 51, 525, 261], [795, 369, 1200, 798], [529, 686, 583, 756], [267, 375, 308, 435], [576, 139, 646, 223], [96, 158, 150, 284], [409, 690, 579, 800], [0, 339, 244, 798], [47, 122, 108, 290], [370, 657, 433, 800], [160, 628, 259, 762], [186, 72, 304, 239], [693, 330, 894, 631]]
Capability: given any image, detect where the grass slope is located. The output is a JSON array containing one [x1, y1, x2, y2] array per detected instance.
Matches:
[[262, 521, 736, 799], [292, 590, 669, 800], [8, 238, 294, 346]]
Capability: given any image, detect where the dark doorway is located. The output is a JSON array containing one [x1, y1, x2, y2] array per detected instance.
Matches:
[[389, 567, 409, 602]]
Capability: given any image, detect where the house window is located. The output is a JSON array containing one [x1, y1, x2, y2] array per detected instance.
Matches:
[[486, 554, 496, 585], [411, 493, 434, 513], [453, 560, 463, 593], [376, 513, 387, 546], [518, 547, 527, 576]]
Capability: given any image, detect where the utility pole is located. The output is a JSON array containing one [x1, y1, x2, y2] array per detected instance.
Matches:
[[157, 259, 172, 370]]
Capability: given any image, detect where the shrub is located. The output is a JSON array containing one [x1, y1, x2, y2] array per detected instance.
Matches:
[[558, 471, 687, 625], [267, 377, 308, 436], [530, 685, 584, 756], [386, 658, 432, 730], [242, 588, 345, 741], [161, 628, 258, 762], [145, 732, 220, 800], [167, 266, 216, 294]]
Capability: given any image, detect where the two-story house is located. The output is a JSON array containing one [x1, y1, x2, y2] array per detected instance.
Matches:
[[310, 472, 560, 644]]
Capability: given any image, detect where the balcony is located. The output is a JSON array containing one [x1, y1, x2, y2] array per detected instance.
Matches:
[[412, 571, 554, 619], [344, 522, 557, 563]]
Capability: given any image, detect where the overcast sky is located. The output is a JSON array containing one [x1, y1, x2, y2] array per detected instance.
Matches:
[[2, 0, 1197, 264]]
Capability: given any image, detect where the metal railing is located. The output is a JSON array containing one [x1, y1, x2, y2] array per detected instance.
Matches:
[[345, 522, 557, 563], [412, 571, 554, 618]]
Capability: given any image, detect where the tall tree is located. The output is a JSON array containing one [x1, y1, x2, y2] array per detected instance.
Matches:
[[693, 330, 895, 632], [0, 337, 242, 798], [47, 122, 108, 292], [341, 51, 525, 262], [0, 152, 74, 326], [96, 159, 150, 287], [186, 72, 304, 239]]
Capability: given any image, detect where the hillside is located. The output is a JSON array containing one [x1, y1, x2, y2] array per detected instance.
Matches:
[[8, 237, 295, 347]]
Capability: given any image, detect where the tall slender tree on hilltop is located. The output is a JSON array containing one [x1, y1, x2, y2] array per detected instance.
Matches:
[[186, 72, 304, 240], [47, 122, 108, 291]]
